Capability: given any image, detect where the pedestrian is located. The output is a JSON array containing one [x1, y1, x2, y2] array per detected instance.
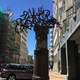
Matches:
[[50, 64, 53, 71]]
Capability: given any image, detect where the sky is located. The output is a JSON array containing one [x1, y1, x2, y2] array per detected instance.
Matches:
[[0, 0, 53, 57]]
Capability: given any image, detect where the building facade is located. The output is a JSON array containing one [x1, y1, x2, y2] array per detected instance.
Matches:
[[0, 11, 21, 63], [13, 31, 21, 63], [19, 30, 29, 64], [0, 12, 10, 63], [49, 29, 54, 69], [50, 0, 80, 80], [0, 11, 30, 64], [28, 55, 33, 64]]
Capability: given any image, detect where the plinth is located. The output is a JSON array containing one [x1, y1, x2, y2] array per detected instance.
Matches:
[[33, 26, 49, 80]]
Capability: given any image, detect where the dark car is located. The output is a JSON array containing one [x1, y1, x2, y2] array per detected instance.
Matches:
[[0, 63, 33, 80]]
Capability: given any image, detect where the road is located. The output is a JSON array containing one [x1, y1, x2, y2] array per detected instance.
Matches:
[[0, 78, 32, 80], [0, 71, 67, 80]]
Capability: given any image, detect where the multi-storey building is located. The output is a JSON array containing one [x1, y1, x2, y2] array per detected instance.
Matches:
[[0, 12, 15, 63], [0, 11, 21, 63], [19, 30, 28, 64], [28, 55, 33, 64], [13, 30, 21, 63], [50, 0, 80, 80], [0, 11, 10, 63], [50, 0, 61, 72], [49, 29, 54, 69]]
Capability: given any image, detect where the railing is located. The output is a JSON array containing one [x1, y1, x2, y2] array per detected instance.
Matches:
[[60, 7, 80, 47]]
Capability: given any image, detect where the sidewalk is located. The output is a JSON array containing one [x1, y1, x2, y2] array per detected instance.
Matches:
[[49, 71, 67, 80]]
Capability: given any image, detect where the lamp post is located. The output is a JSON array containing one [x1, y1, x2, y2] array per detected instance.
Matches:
[[15, 7, 59, 80]]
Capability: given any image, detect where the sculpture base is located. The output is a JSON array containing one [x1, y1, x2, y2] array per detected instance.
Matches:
[[33, 48, 49, 80]]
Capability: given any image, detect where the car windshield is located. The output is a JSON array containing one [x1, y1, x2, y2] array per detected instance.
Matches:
[[0, 64, 7, 68]]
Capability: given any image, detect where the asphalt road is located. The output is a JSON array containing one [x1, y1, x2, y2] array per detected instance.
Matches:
[[0, 78, 32, 80]]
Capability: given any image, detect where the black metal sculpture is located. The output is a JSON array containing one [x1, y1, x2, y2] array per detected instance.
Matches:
[[15, 7, 59, 32], [15, 7, 59, 80]]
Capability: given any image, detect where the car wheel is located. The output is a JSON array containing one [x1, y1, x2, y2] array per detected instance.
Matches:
[[7, 75, 16, 80]]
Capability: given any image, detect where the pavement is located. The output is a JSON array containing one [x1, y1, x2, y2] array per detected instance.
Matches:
[[49, 71, 67, 80]]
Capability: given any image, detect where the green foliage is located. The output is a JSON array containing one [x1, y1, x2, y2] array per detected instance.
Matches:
[[0, 11, 5, 22], [0, 11, 3, 15], [0, 11, 9, 26]]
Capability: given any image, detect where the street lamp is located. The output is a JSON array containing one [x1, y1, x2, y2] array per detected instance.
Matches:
[[15, 7, 59, 80]]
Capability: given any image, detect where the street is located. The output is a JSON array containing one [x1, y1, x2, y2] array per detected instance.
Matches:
[[0, 78, 32, 80]]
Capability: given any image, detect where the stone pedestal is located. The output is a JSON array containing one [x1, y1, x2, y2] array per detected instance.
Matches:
[[33, 49, 49, 80], [33, 26, 49, 80]]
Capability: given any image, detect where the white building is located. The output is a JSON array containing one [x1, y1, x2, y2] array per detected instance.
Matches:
[[19, 30, 28, 64]]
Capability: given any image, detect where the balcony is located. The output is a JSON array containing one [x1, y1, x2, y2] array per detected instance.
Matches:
[[60, 8, 80, 47]]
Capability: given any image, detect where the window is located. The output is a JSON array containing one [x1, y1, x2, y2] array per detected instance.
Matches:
[[66, 7, 74, 18], [63, 19, 69, 33], [18, 65, 26, 70], [6, 64, 17, 70], [25, 65, 33, 72], [62, 0, 65, 11], [75, 0, 80, 10]]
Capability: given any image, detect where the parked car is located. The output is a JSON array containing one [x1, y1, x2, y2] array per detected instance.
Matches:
[[0, 63, 33, 80]]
